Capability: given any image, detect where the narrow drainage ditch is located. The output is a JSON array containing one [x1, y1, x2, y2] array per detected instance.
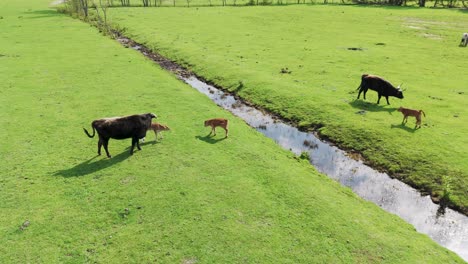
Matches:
[[117, 36, 468, 261]]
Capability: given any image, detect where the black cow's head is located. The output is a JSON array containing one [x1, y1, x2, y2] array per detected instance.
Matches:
[[147, 113, 157, 119], [396, 84, 404, 99]]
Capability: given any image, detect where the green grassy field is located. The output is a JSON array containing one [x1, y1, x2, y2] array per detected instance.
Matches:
[[102, 5, 468, 214], [1, 0, 466, 262]]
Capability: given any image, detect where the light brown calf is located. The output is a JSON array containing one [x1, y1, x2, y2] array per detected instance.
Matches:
[[398, 107, 426, 129], [205, 118, 229, 138], [141, 122, 170, 142]]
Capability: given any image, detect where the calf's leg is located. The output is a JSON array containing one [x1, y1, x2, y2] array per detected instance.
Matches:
[[416, 116, 421, 128]]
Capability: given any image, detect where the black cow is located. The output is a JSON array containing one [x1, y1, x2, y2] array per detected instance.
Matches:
[[83, 113, 157, 158], [356, 74, 404, 105]]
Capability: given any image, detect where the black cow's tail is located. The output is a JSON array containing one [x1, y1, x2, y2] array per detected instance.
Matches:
[[420, 110, 426, 117], [83, 123, 96, 138], [356, 74, 369, 90]]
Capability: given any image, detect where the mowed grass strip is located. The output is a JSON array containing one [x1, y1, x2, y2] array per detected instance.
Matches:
[[104, 5, 468, 213], [0, 1, 464, 262]]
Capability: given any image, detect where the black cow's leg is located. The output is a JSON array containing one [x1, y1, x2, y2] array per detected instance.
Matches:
[[103, 138, 111, 158], [130, 138, 136, 155], [377, 94, 381, 104], [357, 89, 362, 99], [363, 89, 367, 100], [385, 96, 390, 105], [136, 137, 142, 150], [97, 138, 103, 156]]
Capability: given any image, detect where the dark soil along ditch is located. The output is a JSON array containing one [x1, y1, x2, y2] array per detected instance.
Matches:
[[116, 36, 468, 261]]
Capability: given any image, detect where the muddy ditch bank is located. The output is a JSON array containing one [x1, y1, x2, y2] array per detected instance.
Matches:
[[114, 35, 467, 260]]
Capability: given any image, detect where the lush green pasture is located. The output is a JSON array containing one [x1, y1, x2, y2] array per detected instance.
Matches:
[[104, 5, 468, 213], [0, 0, 465, 262]]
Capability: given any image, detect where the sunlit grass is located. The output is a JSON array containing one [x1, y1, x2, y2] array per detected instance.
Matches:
[[0, 0, 465, 262]]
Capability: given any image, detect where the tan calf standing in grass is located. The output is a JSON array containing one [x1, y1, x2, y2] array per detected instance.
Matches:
[[141, 123, 170, 142], [398, 107, 426, 129], [205, 118, 229, 138]]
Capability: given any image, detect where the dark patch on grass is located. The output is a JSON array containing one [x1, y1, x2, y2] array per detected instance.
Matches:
[[428, 95, 443, 101], [119, 208, 130, 219], [0, 54, 20, 58], [234, 80, 244, 92], [19, 220, 30, 231], [348, 47, 364, 51]]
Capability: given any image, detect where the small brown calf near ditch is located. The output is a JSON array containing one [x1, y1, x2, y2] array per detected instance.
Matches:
[[205, 118, 229, 138], [397, 107, 426, 129]]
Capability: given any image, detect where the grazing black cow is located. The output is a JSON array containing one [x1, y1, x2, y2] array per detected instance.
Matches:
[[83, 113, 157, 158], [356, 74, 404, 105]]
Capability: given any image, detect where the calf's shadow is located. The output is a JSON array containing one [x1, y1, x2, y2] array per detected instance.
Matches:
[[390, 123, 418, 133], [196, 135, 227, 144]]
